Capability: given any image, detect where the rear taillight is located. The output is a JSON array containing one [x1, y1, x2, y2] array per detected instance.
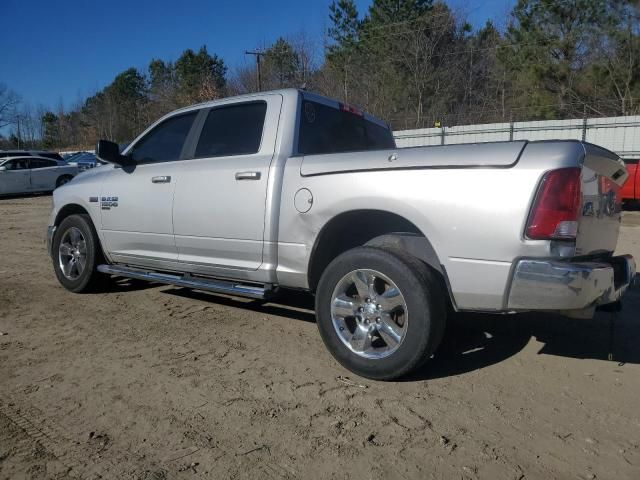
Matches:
[[526, 167, 582, 240]]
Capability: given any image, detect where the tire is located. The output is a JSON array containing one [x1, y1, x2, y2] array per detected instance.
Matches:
[[56, 175, 72, 188], [52, 214, 105, 293], [315, 246, 446, 380]]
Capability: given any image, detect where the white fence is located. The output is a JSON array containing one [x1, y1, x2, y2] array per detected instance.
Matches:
[[393, 116, 640, 159]]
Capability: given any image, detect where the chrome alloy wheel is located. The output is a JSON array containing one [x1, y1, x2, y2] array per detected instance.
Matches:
[[330, 269, 408, 359], [58, 226, 87, 280]]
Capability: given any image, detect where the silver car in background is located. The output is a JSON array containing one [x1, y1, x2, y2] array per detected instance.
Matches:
[[0, 155, 78, 195]]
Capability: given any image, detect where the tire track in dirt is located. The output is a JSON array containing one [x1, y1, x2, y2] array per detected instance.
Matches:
[[0, 395, 132, 479]]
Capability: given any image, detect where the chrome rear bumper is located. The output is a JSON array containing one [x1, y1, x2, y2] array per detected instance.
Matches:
[[507, 255, 636, 311]]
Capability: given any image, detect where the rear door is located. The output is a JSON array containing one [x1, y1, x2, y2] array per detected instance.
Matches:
[[172, 95, 281, 273], [29, 158, 59, 190], [0, 158, 31, 194], [100, 111, 198, 268]]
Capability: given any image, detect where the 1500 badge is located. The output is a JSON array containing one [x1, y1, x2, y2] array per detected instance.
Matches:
[[101, 196, 119, 210]]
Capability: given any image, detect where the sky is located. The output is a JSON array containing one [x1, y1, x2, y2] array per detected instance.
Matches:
[[1, 0, 514, 111]]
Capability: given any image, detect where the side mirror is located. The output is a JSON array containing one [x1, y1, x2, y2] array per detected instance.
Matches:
[[0, 166, 6, 172], [96, 139, 134, 167]]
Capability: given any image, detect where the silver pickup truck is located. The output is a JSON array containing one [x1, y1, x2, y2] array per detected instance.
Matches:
[[46, 89, 636, 379]]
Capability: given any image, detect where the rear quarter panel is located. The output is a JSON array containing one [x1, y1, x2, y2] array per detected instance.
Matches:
[[276, 141, 585, 310]]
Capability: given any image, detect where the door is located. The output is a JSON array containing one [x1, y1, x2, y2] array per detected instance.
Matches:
[[0, 158, 31, 194], [29, 158, 59, 191], [99, 111, 198, 268], [173, 96, 282, 272]]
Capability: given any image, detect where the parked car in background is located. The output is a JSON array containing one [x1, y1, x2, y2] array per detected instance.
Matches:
[[0, 150, 31, 158], [65, 152, 104, 171], [0, 155, 78, 195], [620, 159, 639, 207], [30, 150, 65, 161], [0, 150, 64, 161]]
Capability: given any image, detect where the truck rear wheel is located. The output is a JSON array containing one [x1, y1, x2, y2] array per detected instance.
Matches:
[[52, 214, 105, 293], [315, 246, 446, 380]]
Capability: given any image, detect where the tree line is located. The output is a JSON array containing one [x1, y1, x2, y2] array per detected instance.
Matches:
[[1, 0, 638, 151]]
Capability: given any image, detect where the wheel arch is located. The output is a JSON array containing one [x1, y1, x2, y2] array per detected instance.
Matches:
[[54, 203, 90, 227], [53, 203, 109, 265], [307, 209, 453, 306]]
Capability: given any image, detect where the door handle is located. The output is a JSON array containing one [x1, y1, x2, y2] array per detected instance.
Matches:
[[151, 176, 171, 184], [235, 171, 261, 180]]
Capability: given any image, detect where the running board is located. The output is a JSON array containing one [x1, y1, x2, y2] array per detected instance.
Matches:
[[97, 264, 271, 299]]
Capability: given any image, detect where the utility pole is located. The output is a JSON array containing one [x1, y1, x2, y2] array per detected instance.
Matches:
[[16, 114, 22, 149], [245, 50, 265, 91]]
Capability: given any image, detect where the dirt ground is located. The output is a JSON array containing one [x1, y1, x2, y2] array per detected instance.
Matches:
[[0, 195, 639, 480]]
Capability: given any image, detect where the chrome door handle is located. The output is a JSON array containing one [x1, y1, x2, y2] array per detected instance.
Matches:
[[235, 171, 261, 181], [151, 176, 171, 183]]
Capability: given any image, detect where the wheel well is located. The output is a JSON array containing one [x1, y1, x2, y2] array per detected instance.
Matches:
[[54, 204, 89, 227], [308, 210, 441, 292]]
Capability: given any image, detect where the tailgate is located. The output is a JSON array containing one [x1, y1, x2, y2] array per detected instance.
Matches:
[[576, 143, 628, 255]]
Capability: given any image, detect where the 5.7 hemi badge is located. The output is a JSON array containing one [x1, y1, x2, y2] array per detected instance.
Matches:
[[101, 196, 119, 210]]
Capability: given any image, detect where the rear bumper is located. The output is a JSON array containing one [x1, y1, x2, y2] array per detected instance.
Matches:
[[507, 255, 636, 311]]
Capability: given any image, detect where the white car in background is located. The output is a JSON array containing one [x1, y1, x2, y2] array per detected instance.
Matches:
[[0, 155, 78, 195]]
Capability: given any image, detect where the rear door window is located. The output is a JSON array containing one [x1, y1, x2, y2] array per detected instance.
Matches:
[[129, 111, 197, 164], [195, 102, 267, 158], [30, 158, 57, 169]]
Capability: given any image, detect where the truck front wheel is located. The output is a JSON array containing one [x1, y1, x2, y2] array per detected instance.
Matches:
[[315, 246, 446, 380], [52, 214, 105, 293]]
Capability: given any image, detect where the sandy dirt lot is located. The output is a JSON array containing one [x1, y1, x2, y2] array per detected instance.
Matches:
[[1, 195, 639, 480]]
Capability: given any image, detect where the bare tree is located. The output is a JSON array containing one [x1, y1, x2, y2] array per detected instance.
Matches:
[[394, 6, 460, 127], [0, 83, 20, 129]]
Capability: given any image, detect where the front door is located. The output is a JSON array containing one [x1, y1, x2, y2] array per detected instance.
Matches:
[[0, 158, 31, 194], [99, 111, 198, 268], [172, 95, 282, 273]]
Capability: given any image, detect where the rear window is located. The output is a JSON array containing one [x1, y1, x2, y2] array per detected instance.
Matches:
[[297, 100, 395, 155]]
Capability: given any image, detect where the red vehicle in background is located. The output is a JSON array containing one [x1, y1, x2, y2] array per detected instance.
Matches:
[[621, 159, 639, 207]]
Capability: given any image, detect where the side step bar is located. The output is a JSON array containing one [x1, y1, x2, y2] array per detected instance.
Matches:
[[97, 264, 271, 299]]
